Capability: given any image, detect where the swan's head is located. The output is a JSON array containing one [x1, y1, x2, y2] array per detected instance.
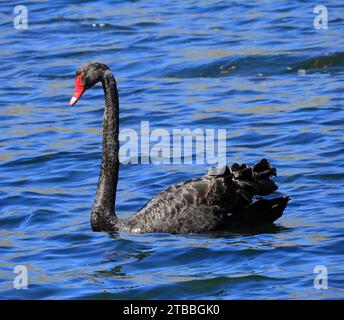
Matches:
[[70, 62, 111, 106]]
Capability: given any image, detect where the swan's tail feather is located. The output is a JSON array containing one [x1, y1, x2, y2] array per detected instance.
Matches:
[[223, 196, 290, 229], [222, 159, 290, 227], [231, 159, 278, 200]]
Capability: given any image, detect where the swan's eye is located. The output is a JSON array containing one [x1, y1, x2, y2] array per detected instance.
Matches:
[[70, 74, 86, 106]]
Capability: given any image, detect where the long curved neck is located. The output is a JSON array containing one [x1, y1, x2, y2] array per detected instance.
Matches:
[[91, 72, 119, 231]]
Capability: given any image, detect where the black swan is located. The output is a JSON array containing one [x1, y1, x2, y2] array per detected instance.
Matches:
[[70, 62, 290, 233]]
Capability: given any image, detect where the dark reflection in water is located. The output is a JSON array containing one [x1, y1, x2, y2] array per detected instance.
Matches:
[[0, 1, 344, 299]]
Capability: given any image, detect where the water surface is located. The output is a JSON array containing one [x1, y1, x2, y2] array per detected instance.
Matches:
[[0, 0, 343, 299]]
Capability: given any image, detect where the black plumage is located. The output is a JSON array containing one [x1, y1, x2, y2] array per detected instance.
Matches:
[[126, 159, 289, 233], [70, 62, 290, 234]]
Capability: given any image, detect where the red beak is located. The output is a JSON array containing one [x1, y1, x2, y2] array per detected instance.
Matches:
[[70, 75, 85, 106]]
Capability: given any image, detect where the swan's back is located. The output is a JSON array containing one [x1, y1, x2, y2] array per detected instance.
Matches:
[[125, 159, 289, 234]]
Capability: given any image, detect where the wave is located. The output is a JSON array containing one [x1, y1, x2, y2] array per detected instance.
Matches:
[[164, 51, 344, 78]]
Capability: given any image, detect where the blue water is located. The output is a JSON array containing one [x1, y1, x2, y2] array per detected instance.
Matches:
[[1, 1, 344, 299]]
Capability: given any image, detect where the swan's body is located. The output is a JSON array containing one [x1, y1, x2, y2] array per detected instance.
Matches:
[[70, 62, 289, 234], [116, 163, 289, 234]]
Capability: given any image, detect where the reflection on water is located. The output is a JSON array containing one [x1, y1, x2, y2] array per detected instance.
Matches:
[[0, 0, 343, 299]]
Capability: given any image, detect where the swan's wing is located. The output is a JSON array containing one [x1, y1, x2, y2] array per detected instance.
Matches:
[[157, 204, 228, 234], [129, 159, 285, 233], [129, 176, 228, 233], [231, 158, 278, 196]]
